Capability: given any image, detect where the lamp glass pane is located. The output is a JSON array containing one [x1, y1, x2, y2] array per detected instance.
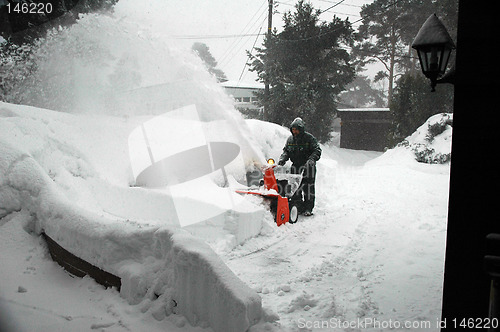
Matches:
[[440, 48, 451, 74], [429, 47, 440, 72], [418, 49, 429, 72]]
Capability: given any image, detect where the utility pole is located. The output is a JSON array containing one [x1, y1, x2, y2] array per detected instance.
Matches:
[[264, 0, 273, 121], [267, 0, 273, 43]]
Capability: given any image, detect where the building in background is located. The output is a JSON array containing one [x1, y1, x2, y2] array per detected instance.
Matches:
[[221, 81, 263, 118], [220, 82, 391, 152], [338, 108, 391, 152]]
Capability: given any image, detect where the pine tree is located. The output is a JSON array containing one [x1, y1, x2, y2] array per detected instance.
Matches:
[[248, 0, 355, 142], [353, 0, 458, 105], [191, 42, 227, 83], [0, 0, 119, 43], [339, 75, 386, 108], [389, 72, 454, 146]]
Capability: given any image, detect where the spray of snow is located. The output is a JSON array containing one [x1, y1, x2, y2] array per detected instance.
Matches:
[[23, 9, 265, 174]]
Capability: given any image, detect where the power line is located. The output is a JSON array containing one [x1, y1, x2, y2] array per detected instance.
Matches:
[[320, 0, 347, 14], [275, 8, 361, 18], [238, 26, 263, 82], [218, 0, 268, 67], [171, 0, 365, 41], [171, 0, 410, 79], [218, 17, 267, 71], [275, 1, 362, 22], [170, 33, 264, 40], [317, 0, 362, 8], [225, 15, 267, 60], [277, 0, 405, 43]]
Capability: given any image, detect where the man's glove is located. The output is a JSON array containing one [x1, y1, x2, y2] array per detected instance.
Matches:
[[306, 159, 316, 167], [278, 159, 286, 166]]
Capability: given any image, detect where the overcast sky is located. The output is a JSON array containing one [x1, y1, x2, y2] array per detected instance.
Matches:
[[114, 0, 372, 85]]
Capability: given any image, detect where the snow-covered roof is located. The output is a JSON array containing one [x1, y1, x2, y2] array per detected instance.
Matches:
[[220, 80, 264, 89]]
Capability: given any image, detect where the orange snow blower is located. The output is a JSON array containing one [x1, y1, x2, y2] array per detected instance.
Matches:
[[236, 159, 300, 226]]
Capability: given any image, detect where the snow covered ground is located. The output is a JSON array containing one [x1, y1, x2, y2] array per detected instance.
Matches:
[[1, 5, 452, 330], [230, 143, 450, 331], [0, 99, 451, 331]]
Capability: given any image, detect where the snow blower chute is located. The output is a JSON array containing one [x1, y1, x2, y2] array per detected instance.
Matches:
[[236, 159, 301, 226]]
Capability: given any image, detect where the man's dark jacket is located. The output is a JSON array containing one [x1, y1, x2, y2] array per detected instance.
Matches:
[[279, 118, 321, 167]]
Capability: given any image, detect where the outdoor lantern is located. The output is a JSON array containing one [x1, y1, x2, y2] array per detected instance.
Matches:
[[412, 14, 455, 91]]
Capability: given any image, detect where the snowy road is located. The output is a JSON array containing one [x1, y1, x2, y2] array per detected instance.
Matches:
[[223, 148, 449, 331]]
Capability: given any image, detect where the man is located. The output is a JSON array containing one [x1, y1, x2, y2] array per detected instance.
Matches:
[[278, 117, 321, 216]]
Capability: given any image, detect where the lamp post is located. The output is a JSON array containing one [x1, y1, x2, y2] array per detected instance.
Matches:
[[411, 14, 455, 92]]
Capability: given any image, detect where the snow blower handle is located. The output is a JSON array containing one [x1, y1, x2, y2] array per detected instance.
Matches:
[[292, 165, 307, 197]]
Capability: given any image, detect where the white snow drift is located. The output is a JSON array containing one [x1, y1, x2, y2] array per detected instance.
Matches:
[[1, 101, 452, 332], [0, 102, 268, 332]]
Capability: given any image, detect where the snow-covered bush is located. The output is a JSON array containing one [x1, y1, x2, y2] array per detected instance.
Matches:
[[398, 113, 453, 164], [411, 143, 452, 164], [426, 114, 453, 142]]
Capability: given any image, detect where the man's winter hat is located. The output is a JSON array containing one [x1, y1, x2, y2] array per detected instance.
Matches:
[[290, 117, 305, 133]]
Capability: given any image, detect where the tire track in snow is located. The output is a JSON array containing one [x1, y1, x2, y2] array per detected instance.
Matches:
[[224, 150, 449, 331], [223, 159, 381, 330]]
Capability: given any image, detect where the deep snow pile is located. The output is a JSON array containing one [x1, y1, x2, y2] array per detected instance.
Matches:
[[1, 6, 275, 330], [0, 102, 267, 332], [385, 113, 453, 165], [1, 102, 451, 331]]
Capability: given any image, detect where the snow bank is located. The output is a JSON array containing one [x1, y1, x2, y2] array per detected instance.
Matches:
[[223, 117, 450, 331], [1, 102, 452, 331], [372, 113, 453, 166], [245, 119, 291, 161], [0, 102, 265, 331], [171, 232, 262, 331], [0, 101, 266, 239]]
